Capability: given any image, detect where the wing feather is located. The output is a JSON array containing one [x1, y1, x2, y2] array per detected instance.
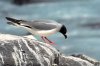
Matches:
[[23, 20, 58, 30]]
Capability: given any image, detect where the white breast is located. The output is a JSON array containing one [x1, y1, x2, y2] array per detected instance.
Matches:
[[37, 28, 59, 36]]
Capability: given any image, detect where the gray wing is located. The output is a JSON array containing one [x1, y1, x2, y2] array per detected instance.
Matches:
[[23, 20, 58, 30]]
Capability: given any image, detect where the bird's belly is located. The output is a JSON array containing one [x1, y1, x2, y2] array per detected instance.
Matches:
[[24, 27, 37, 35], [24, 27, 59, 37], [37, 29, 58, 36]]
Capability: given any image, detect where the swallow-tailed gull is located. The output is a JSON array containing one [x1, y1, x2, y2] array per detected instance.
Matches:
[[6, 17, 67, 44]]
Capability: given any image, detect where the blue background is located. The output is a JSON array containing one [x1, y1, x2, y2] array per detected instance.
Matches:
[[0, 0, 100, 60]]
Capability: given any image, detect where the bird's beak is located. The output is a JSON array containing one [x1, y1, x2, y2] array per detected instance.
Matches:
[[63, 34, 67, 39]]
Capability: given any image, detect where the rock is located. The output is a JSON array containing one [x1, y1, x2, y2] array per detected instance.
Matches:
[[0, 33, 99, 66], [60, 56, 94, 66], [71, 54, 100, 66]]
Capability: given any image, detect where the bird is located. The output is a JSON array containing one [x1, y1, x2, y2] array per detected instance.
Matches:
[[6, 17, 67, 45]]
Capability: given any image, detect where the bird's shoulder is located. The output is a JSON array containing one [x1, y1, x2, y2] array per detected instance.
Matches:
[[28, 19, 61, 30]]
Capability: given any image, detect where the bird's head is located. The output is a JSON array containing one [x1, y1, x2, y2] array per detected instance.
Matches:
[[59, 25, 67, 39]]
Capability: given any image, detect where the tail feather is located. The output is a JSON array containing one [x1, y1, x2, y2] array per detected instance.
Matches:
[[5, 17, 20, 22]]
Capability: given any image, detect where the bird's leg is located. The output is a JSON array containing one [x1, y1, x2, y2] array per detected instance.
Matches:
[[41, 36, 46, 42], [44, 37, 55, 45], [41, 36, 49, 44], [41, 36, 55, 45], [41, 36, 48, 43]]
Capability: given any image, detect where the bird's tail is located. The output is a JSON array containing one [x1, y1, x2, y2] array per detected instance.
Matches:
[[5, 17, 20, 23]]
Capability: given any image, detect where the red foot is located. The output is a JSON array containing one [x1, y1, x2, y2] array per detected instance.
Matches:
[[41, 36, 56, 45]]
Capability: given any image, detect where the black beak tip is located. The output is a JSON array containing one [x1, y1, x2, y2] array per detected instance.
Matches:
[[64, 35, 67, 39]]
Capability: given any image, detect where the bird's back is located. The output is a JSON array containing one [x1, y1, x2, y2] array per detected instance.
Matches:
[[23, 19, 62, 30]]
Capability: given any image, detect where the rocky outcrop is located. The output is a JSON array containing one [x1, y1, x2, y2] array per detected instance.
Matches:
[[0, 34, 99, 66]]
